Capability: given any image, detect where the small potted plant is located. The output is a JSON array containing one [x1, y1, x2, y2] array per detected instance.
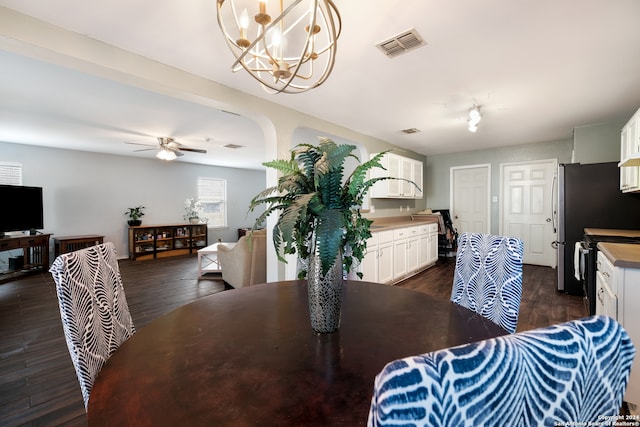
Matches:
[[125, 206, 145, 226], [183, 198, 203, 224]]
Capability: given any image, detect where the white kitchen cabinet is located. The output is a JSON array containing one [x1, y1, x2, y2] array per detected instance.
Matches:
[[419, 232, 429, 267], [370, 153, 424, 199], [360, 223, 437, 284], [418, 223, 438, 268], [406, 226, 420, 273], [360, 233, 379, 282], [619, 107, 640, 192], [393, 228, 408, 280], [428, 223, 439, 265], [393, 226, 422, 280], [595, 253, 617, 319], [378, 239, 394, 283], [360, 230, 394, 283], [413, 161, 424, 199], [596, 250, 640, 405], [400, 156, 414, 197]]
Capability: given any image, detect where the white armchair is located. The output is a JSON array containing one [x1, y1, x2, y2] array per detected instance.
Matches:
[[217, 229, 267, 289]]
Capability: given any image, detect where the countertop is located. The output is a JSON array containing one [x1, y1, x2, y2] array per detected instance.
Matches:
[[369, 215, 438, 232], [585, 228, 640, 237], [597, 242, 640, 269]]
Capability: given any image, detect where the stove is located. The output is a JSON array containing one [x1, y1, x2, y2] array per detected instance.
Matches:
[[581, 234, 640, 315], [583, 234, 640, 245]]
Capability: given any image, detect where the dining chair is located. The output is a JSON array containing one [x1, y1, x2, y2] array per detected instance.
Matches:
[[49, 242, 136, 409], [450, 232, 524, 333], [368, 315, 635, 427]]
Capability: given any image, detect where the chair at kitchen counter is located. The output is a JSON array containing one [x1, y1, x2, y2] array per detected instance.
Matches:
[[49, 242, 136, 410], [450, 232, 524, 333], [367, 315, 635, 427]]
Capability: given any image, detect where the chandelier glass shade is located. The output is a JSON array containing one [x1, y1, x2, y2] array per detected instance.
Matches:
[[216, 0, 341, 94]]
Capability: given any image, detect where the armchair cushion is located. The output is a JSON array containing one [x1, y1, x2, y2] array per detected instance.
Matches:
[[217, 229, 266, 288]]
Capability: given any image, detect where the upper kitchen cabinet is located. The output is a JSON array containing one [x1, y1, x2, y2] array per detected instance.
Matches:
[[619, 107, 640, 192], [370, 153, 423, 199]]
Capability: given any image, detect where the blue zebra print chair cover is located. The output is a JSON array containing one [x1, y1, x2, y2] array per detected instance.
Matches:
[[50, 242, 135, 409], [368, 315, 635, 427], [451, 232, 524, 333]]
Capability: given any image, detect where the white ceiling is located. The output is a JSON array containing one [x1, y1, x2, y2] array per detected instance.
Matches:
[[1, 1, 640, 170]]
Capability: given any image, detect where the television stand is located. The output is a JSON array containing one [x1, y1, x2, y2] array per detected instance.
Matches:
[[0, 234, 51, 283]]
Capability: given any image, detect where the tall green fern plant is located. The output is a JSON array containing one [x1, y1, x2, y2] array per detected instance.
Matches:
[[249, 137, 416, 278]]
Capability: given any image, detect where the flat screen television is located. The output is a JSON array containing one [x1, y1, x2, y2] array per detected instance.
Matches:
[[0, 184, 44, 234]]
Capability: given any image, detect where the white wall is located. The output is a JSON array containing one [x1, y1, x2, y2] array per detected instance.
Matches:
[[0, 141, 265, 261], [573, 120, 625, 164], [290, 126, 429, 218], [425, 138, 574, 235]]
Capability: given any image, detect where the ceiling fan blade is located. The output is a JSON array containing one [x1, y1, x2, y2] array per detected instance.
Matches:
[[125, 141, 156, 147], [133, 148, 155, 152], [175, 150, 185, 157], [179, 148, 207, 154]]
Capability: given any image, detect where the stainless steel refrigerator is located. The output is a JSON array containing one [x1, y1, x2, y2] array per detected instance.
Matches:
[[556, 162, 640, 294]]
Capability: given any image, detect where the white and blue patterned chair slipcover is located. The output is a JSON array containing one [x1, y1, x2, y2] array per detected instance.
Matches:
[[49, 242, 135, 409], [368, 315, 635, 427], [451, 232, 524, 333]]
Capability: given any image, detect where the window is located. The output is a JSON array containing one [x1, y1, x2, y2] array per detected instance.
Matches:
[[197, 177, 227, 228], [0, 162, 22, 185]]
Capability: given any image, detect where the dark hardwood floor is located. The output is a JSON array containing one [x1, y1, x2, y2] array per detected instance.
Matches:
[[0, 256, 586, 426], [399, 259, 587, 333]]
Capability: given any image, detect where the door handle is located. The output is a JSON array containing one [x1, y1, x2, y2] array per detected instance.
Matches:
[[546, 218, 551, 222]]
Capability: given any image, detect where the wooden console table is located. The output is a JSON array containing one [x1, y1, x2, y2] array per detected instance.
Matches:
[[0, 234, 51, 282], [128, 224, 208, 260], [54, 234, 104, 257]]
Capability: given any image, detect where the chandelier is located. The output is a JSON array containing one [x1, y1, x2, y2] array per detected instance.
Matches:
[[216, 0, 341, 94]]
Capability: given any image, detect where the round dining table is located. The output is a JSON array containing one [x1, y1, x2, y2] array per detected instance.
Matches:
[[88, 280, 507, 426]]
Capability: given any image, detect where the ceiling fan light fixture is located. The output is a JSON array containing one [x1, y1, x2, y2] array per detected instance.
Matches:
[[216, 0, 342, 94], [156, 148, 177, 161]]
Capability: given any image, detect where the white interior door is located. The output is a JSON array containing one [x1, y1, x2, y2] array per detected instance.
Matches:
[[500, 159, 557, 267], [450, 165, 490, 234]]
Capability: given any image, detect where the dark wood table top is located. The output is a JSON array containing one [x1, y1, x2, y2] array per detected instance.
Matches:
[[88, 280, 507, 426]]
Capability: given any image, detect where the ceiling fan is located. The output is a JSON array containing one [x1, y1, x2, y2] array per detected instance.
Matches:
[[126, 137, 207, 160]]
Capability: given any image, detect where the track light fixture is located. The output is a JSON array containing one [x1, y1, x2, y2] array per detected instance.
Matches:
[[468, 105, 482, 133]]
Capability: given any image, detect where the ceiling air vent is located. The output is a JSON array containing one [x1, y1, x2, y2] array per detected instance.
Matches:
[[401, 128, 421, 135], [376, 28, 426, 58]]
